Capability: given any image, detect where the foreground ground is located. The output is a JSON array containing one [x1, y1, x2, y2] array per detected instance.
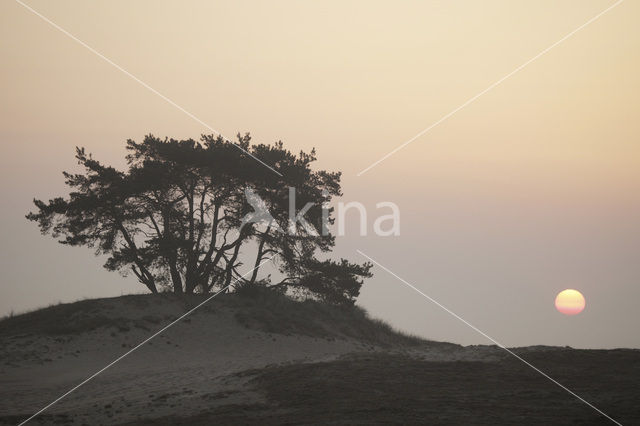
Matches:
[[1, 290, 638, 425]]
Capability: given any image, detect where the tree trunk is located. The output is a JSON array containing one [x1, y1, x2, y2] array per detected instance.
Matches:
[[169, 260, 183, 293], [131, 265, 158, 293], [118, 224, 158, 294], [223, 242, 243, 288], [249, 227, 270, 284]]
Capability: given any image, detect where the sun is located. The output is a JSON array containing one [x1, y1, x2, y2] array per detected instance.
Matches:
[[555, 289, 586, 315]]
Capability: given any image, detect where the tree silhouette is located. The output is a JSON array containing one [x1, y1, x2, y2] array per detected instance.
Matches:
[[27, 134, 371, 305]]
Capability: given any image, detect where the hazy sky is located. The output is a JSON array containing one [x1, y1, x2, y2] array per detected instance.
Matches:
[[1, 0, 639, 348]]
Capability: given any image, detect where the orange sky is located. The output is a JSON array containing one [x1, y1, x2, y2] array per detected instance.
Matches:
[[1, 0, 639, 348]]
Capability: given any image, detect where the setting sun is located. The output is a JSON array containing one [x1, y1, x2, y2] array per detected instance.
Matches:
[[555, 289, 586, 316]]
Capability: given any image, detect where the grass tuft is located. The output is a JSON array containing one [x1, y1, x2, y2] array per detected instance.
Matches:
[[0, 287, 423, 346]]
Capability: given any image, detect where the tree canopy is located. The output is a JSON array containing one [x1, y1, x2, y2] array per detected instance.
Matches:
[[27, 134, 372, 306]]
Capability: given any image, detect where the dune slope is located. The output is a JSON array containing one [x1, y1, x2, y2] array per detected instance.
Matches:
[[1, 289, 638, 425]]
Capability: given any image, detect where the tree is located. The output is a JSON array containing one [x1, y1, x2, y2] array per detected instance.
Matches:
[[27, 134, 372, 305]]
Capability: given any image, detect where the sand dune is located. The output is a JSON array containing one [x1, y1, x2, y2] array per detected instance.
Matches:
[[1, 291, 637, 425]]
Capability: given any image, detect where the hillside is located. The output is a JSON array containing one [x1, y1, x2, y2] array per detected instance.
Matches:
[[1, 289, 638, 425]]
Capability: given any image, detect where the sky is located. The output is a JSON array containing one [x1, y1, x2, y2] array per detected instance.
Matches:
[[1, 0, 639, 349]]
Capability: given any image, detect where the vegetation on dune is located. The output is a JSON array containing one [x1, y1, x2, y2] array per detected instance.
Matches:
[[229, 284, 421, 346], [0, 296, 144, 337], [107, 350, 640, 425], [0, 289, 419, 347], [245, 352, 639, 425], [27, 134, 371, 306]]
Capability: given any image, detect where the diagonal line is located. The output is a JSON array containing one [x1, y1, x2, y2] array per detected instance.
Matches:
[[356, 249, 622, 425], [17, 258, 273, 426], [356, 0, 624, 177], [14, 0, 283, 177]]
